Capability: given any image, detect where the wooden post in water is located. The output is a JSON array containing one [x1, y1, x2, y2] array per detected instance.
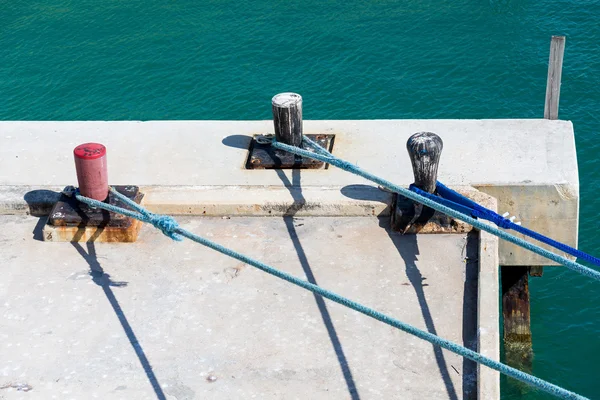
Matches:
[[544, 36, 566, 120], [502, 265, 533, 374], [272, 93, 303, 147]]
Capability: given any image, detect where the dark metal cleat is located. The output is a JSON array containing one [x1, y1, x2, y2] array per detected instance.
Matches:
[[44, 185, 144, 242], [246, 134, 335, 169]]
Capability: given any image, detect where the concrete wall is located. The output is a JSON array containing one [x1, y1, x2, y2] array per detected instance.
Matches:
[[0, 119, 579, 266]]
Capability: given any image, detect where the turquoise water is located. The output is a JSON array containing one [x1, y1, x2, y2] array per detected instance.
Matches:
[[2, 0, 599, 398]]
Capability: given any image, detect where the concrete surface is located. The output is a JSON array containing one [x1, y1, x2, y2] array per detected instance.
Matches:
[[476, 228, 500, 400], [0, 215, 499, 399], [0, 119, 578, 266]]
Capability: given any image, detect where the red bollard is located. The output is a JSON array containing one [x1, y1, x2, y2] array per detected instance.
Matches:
[[73, 143, 109, 201]]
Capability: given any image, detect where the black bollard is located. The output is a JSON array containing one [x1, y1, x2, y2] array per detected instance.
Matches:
[[406, 132, 443, 193], [391, 132, 443, 232]]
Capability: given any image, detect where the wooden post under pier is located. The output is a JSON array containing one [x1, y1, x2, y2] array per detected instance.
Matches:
[[502, 265, 533, 377], [503, 35, 566, 375]]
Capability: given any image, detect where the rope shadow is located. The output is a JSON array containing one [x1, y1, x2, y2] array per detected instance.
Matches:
[[382, 227, 459, 400], [71, 216, 166, 400], [341, 184, 478, 399], [275, 169, 360, 400]]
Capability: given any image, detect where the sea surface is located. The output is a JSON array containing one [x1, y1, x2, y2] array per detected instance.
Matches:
[[1, 1, 599, 398]]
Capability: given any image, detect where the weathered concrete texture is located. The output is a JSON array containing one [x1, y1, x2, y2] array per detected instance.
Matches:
[[0, 119, 578, 266], [477, 228, 500, 400], [0, 215, 498, 399], [478, 184, 578, 266]]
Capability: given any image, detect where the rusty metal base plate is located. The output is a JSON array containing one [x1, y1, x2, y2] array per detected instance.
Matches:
[[43, 186, 144, 243], [246, 134, 335, 169], [391, 194, 471, 234]]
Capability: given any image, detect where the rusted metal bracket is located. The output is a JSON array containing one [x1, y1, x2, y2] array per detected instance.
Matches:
[[43, 185, 144, 243], [246, 134, 334, 169], [391, 193, 470, 234]]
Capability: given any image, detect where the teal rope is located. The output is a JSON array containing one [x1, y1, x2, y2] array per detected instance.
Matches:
[[271, 135, 600, 282], [74, 187, 587, 400], [74, 188, 183, 241]]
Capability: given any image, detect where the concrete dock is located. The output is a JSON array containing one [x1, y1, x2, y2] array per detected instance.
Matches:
[[0, 215, 498, 399], [0, 117, 580, 399]]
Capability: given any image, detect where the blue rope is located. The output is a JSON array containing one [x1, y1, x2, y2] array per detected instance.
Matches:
[[423, 182, 600, 267], [408, 184, 474, 217], [74, 187, 586, 400], [271, 135, 600, 282]]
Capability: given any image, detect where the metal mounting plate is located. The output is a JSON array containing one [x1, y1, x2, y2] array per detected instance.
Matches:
[[44, 186, 145, 243], [246, 134, 335, 169], [391, 194, 471, 234], [48, 186, 143, 228]]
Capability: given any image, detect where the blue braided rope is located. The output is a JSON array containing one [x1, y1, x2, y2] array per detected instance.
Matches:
[[74, 187, 586, 400], [272, 135, 600, 281], [428, 182, 600, 267], [408, 184, 474, 217]]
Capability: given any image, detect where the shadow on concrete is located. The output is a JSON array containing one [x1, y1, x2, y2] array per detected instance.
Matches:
[[221, 134, 253, 150], [71, 222, 167, 400], [275, 169, 360, 400], [23, 189, 61, 217], [24, 189, 60, 241], [342, 184, 479, 400], [31, 216, 47, 241], [462, 231, 479, 400], [24, 189, 166, 398], [339, 184, 393, 204], [383, 227, 459, 400]]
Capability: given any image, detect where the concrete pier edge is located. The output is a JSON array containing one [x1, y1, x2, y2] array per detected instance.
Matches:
[[0, 119, 578, 266]]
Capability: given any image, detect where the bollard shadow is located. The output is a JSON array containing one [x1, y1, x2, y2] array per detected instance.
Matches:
[[31, 216, 47, 241], [342, 184, 478, 400], [221, 134, 253, 150], [70, 220, 167, 400], [25, 189, 170, 399], [275, 169, 360, 400], [24, 189, 62, 217], [340, 184, 393, 208], [383, 229, 459, 400], [24, 189, 62, 242]]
